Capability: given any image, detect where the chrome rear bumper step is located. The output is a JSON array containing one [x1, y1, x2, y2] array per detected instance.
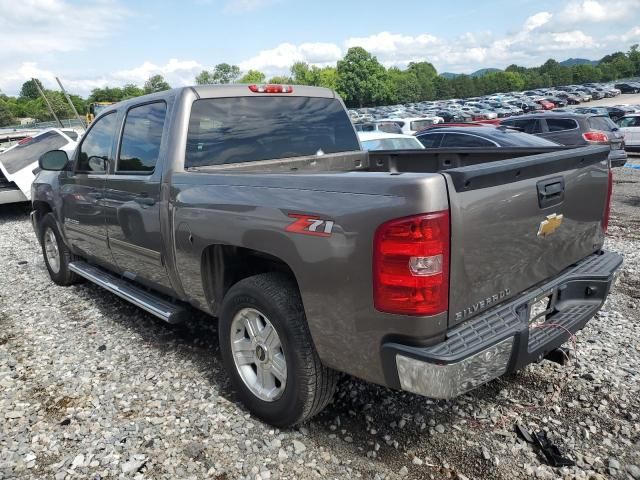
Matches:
[[69, 261, 187, 324]]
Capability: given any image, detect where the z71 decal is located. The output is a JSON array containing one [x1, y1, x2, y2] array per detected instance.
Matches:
[[286, 214, 335, 237]]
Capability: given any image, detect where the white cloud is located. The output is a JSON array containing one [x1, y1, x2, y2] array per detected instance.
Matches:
[[524, 12, 552, 32], [239, 42, 342, 73], [0, 0, 129, 58], [557, 0, 635, 23]]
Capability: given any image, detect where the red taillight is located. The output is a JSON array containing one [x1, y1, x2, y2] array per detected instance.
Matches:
[[248, 84, 293, 94], [373, 211, 450, 316], [583, 131, 609, 143], [603, 167, 613, 232]]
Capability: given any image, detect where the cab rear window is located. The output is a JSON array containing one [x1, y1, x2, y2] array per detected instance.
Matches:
[[185, 97, 359, 167]]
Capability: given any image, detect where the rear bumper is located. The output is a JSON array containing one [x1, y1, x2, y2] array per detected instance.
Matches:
[[0, 188, 27, 205], [608, 149, 628, 168], [381, 250, 622, 399]]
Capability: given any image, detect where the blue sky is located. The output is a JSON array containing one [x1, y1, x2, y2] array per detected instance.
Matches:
[[0, 0, 639, 96]]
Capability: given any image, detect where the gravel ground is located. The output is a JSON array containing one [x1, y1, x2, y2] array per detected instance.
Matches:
[[1, 162, 639, 480]]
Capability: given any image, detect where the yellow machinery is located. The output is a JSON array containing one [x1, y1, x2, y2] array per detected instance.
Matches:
[[86, 102, 114, 124]]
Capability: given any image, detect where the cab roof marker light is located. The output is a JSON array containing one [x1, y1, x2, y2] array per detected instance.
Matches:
[[248, 84, 294, 94]]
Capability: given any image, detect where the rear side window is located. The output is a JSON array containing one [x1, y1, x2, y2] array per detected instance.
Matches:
[[441, 133, 496, 148], [546, 118, 578, 132], [587, 116, 617, 132], [504, 119, 542, 134], [410, 120, 434, 131], [185, 97, 359, 167], [377, 122, 402, 134], [118, 102, 167, 173], [0, 131, 69, 174], [76, 113, 117, 173]]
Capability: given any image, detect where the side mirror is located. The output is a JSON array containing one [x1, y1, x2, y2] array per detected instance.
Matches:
[[39, 150, 69, 171]]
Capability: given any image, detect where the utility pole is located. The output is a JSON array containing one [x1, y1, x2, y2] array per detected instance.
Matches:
[[56, 77, 87, 130], [32, 78, 64, 129]]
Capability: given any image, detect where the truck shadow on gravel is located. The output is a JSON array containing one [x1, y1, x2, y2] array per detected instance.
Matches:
[[67, 280, 548, 479]]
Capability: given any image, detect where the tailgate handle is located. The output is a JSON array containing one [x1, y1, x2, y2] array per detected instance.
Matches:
[[537, 177, 565, 208]]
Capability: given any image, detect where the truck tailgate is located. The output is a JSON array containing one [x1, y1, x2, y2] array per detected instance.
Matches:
[[444, 146, 610, 327]]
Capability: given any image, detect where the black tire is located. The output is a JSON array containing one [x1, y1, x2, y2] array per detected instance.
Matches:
[[39, 213, 81, 286], [219, 273, 338, 427]]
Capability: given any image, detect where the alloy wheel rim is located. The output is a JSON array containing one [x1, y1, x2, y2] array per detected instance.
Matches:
[[230, 307, 287, 402], [44, 228, 60, 274]]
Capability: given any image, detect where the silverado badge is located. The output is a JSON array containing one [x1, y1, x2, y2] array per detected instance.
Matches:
[[537, 213, 564, 237]]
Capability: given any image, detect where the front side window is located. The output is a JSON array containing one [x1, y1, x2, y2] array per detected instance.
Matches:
[[76, 113, 117, 173], [118, 102, 167, 173], [185, 97, 359, 168]]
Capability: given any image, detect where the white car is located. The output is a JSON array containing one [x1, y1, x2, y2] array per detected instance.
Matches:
[[384, 116, 444, 135], [617, 114, 640, 152], [358, 131, 425, 151], [0, 128, 80, 205]]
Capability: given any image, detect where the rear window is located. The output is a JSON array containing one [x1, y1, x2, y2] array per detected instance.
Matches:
[[441, 133, 496, 148], [546, 118, 578, 132], [410, 119, 435, 131], [588, 116, 617, 132], [376, 122, 402, 134], [0, 131, 69, 174], [185, 97, 359, 167], [416, 132, 443, 148]]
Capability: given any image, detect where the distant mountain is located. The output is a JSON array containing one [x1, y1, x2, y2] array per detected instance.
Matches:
[[559, 58, 599, 67], [440, 68, 502, 79]]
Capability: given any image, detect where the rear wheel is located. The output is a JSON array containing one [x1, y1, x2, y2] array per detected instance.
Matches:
[[219, 273, 338, 427], [39, 213, 81, 286]]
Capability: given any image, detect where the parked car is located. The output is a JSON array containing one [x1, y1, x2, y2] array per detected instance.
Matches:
[[0, 128, 80, 205], [358, 131, 425, 150], [617, 114, 640, 152], [385, 116, 444, 134], [354, 121, 403, 135], [500, 112, 627, 167], [615, 82, 640, 94], [415, 125, 559, 148], [31, 84, 620, 427], [535, 99, 555, 110]]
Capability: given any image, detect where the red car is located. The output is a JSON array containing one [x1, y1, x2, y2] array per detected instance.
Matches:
[[536, 99, 555, 110]]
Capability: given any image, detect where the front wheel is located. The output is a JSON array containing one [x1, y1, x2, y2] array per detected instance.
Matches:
[[218, 273, 338, 427], [39, 213, 81, 286]]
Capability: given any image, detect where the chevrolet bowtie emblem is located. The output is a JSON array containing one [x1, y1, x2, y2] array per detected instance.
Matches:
[[538, 213, 564, 237]]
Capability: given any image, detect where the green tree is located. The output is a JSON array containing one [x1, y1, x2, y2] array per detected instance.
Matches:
[[450, 74, 476, 98], [239, 70, 266, 83], [143, 74, 171, 94], [267, 75, 293, 84], [0, 102, 15, 126], [121, 83, 144, 99], [432, 76, 454, 99], [407, 61, 437, 100], [336, 47, 391, 108], [195, 70, 215, 85], [314, 66, 338, 90], [20, 79, 45, 100], [88, 87, 124, 103], [571, 64, 601, 83], [387, 68, 420, 104], [195, 63, 241, 84], [290, 62, 314, 85], [628, 44, 640, 75]]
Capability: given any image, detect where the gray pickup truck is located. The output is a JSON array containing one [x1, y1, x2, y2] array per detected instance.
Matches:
[[31, 84, 622, 427]]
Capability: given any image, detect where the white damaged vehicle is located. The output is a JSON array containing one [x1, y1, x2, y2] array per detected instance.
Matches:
[[0, 129, 80, 205]]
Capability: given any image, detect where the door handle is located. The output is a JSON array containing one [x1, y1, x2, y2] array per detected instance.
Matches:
[[88, 192, 103, 199], [135, 195, 156, 206]]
